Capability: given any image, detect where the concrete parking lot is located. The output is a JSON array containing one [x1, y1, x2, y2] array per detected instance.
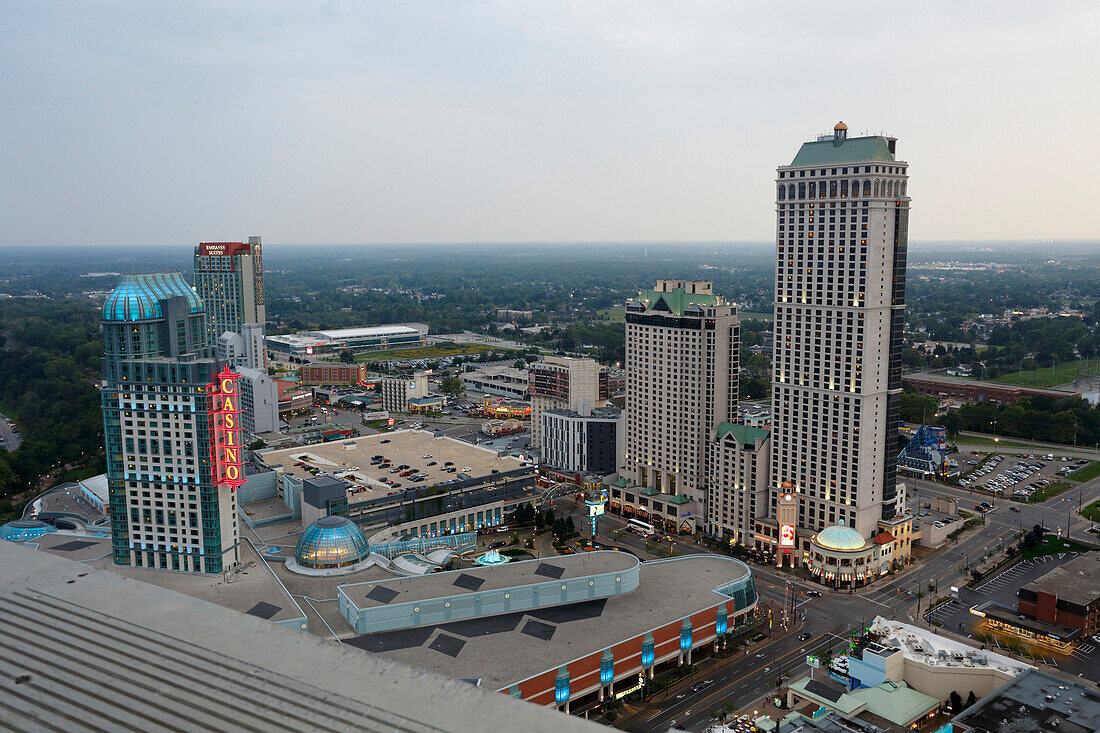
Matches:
[[258, 430, 529, 501], [954, 449, 1087, 501]]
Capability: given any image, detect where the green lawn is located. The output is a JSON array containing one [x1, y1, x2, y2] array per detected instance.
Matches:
[[1082, 500, 1100, 522], [987, 359, 1100, 388], [1066, 461, 1100, 483], [354, 343, 517, 363], [954, 436, 1033, 449], [1027, 480, 1073, 503], [1022, 534, 1091, 560], [739, 311, 773, 322], [597, 306, 625, 322]]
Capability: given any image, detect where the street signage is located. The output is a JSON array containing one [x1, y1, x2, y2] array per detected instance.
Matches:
[[806, 655, 820, 668]]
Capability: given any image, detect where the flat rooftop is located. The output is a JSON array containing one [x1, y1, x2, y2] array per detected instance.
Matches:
[[0, 541, 599, 732], [1021, 552, 1100, 607], [315, 325, 422, 339], [952, 669, 1100, 733], [869, 617, 1030, 675], [27, 531, 307, 627], [258, 429, 529, 499], [349, 551, 637, 609], [346, 554, 752, 691]]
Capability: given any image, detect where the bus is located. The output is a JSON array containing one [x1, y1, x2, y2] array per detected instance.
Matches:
[[627, 518, 655, 535]]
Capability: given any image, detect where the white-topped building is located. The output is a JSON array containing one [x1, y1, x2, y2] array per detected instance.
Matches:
[[770, 122, 909, 540]]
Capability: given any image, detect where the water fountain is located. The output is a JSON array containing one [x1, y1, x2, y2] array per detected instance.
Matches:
[[474, 548, 510, 566]]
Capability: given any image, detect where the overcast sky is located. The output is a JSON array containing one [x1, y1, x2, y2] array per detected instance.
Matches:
[[2, 1, 1097, 247]]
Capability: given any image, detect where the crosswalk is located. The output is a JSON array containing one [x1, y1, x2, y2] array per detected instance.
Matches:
[[1070, 642, 1095, 661]]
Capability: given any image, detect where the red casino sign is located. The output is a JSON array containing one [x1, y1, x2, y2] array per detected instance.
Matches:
[[210, 366, 246, 489]]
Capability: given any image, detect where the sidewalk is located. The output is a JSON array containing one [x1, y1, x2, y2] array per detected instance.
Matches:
[[613, 620, 802, 730]]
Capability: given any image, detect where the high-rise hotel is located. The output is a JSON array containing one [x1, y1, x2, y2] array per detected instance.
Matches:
[[770, 122, 908, 540], [101, 273, 241, 573], [621, 280, 738, 530], [194, 236, 266, 369]]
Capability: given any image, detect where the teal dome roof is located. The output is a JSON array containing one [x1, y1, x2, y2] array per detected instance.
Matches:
[[295, 515, 370, 569], [0, 519, 56, 543], [813, 522, 867, 551], [103, 272, 203, 321]]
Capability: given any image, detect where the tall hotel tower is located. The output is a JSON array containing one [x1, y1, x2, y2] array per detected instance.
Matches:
[[624, 280, 738, 528], [100, 274, 241, 573], [194, 237, 266, 368], [771, 123, 908, 539]]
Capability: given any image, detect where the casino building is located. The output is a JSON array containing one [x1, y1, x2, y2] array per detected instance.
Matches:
[[100, 273, 241, 573]]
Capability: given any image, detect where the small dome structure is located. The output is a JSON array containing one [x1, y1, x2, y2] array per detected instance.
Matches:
[[295, 515, 371, 569], [812, 521, 866, 552], [102, 272, 204, 322], [0, 519, 57, 543], [833, 121, 848, 131]]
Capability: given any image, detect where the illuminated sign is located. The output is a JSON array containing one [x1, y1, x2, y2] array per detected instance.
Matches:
[[387, 417, 395, 427], [199, 241, 248, 257], [779, 523, 796, 547], [306, 345, 314, 355], [211, 367, 245, 489], [587, 501, 606, 518], [408, 380, 417, 390], [614, 683, 643, 700], [806, 655, 820, 668]]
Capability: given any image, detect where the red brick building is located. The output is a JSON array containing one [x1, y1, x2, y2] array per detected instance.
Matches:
[[1017, 553, 1100, 636], [903, 372, 1078, 407], [298, 362, 369, 386]]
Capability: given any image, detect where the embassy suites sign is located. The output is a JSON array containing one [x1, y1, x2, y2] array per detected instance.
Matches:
[[209, 366, 246, 489]]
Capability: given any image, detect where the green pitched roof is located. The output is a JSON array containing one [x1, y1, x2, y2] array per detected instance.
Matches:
[[850, 682, 938, 726], [633, 288, 719, 316], [715, 422, 770, 445], [790, 135, 895, 166]]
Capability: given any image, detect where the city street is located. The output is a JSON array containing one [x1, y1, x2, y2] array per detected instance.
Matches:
[[544, 469, 1100, 730], [0, 411, 21, 451]]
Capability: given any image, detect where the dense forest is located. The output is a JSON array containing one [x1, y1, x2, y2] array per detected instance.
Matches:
[[0, 299, 105, 517]]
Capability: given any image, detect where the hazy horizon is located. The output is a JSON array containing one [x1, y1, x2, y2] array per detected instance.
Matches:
[[3, 2, 1099, 247]]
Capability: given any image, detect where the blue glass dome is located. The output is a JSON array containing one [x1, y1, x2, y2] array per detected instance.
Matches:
[[0, 519, 57, 543], [295, 516, 371, 569], [813, 522, 867, 552], [103, 272, 204, 321]]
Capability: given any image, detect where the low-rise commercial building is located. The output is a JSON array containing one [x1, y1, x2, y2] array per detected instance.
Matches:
[[462, 365, 530, 399], [276, 377, 312, 416], [298, 362, 369, 386], [903, 372, 1079, 407], [381, 371, 442, 413], [266, 323, 428, 357], [951, 669, 1100, 733], [970, 552, 1100, 651], [540, 406, 623, 476]]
